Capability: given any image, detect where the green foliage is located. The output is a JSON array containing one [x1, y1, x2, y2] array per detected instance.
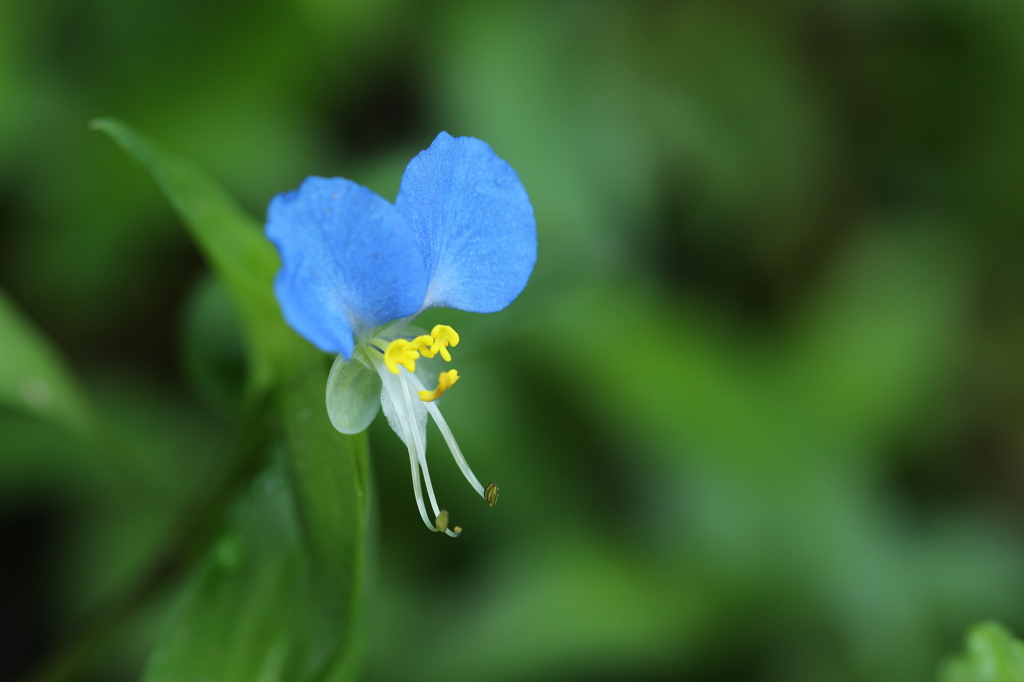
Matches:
[[5, 2, 1024, 681], [941, 623, 1024, 682], [90, 118, 289, 392], [89, 120, 369, 682], [0, 289, 91, 433], [144, 469, 307, 682]]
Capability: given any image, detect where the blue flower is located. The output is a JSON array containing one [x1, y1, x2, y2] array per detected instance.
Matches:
[[265, 132, 536, 536]]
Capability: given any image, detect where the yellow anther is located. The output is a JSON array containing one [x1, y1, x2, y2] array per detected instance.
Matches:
[[484, 482, 499, 507], [430, 325, 460, 362], [419, 369, 459, 402], [411, 334, 437, 358], [383, 338, 419, 375]]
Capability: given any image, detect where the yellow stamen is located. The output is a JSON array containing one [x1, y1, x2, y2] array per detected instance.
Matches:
[[410, 334, 437, 358], [419, 369, 459, 402], [484, 482, 499, 507], [430, 324, 460, 362], [383, 338, 419, 374]]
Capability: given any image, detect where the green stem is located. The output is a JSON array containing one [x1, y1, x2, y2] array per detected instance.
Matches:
[[312, 430, 371, 682]]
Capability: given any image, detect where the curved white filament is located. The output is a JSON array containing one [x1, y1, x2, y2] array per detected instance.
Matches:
[[407, 372, 486, 498], [399, 372, 461, 537]]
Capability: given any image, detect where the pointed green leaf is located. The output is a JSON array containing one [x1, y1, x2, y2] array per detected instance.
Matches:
[[0, 288, 91, 432], [143, 468, 307, 682], [91, 117, 291, 390], [940, 622, 1024, 682], [279, 355, 370, 681], [141, 385, 369, 682], [95, 120, 371, 680]]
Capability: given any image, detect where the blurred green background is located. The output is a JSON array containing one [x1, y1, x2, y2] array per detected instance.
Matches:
[[4, 0, 1024, 680]]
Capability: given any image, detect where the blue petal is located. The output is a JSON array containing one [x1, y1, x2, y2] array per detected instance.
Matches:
[[266, 176, 428, 357], [395, 132, 537, 313]]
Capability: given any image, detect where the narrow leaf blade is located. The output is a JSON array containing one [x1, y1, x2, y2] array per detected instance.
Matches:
[[0, 288, 91, 432], [91, 117, 289, 389], [940, 622, 1024, 682], [143, 469, 307, 682]]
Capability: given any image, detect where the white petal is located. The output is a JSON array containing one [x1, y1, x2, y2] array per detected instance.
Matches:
[[372, 354, 440, 532], [375, 358, 428, 452], [326, 349, 382, 435]]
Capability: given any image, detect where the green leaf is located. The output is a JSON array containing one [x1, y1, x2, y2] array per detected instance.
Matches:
[[940, 622, 1024, 682], [143, 468, 307, 682], [141, 372, 368, 679], [90, 117, 291, 391], [278, 356, 370, 681], [0, 288, 91, 432], [180, 275, 248, 416], [96, 119, 371, 680], [141, 395, 370, 682]]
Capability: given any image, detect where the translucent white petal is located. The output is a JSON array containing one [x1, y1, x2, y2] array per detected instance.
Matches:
[[372, 354, 438, 531], [325, 349, 381, 434], [374, 357, 428, 452]]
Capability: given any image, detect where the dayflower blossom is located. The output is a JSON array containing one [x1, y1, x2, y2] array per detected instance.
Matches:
[[265, 132, 536, 536]]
